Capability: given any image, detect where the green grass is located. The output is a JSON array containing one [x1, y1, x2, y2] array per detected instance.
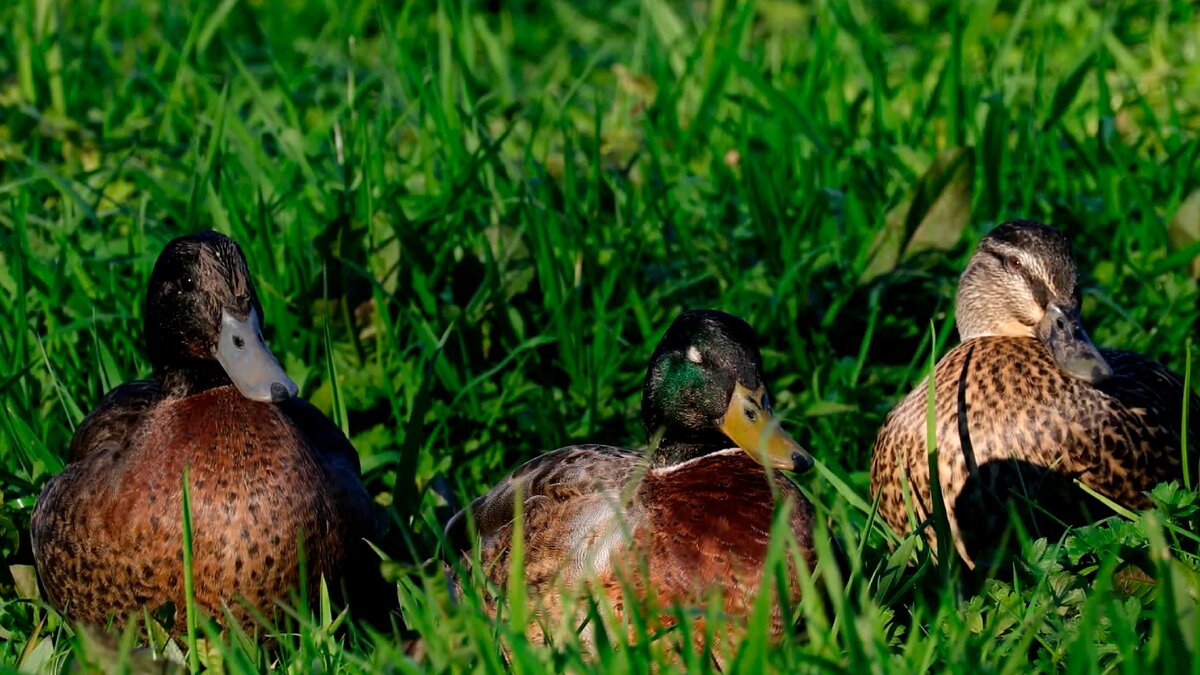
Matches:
[[2, 0, 1199, 671]]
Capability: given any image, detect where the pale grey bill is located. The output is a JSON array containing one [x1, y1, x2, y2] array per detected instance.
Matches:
[[215, 308, 299, 402]]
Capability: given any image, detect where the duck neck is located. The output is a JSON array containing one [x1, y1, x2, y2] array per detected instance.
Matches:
[[154, 361, 234, 398], [649, 432, 731, 468]]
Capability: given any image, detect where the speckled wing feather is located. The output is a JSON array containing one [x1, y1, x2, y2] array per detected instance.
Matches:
[[446, 444, 644, 592], [1095, 348, 1200, 489], [32, 380, 167, 620], [67, 380, 164, 463]]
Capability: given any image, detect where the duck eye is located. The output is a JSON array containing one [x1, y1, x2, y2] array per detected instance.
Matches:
[[180, 277, 195, 292], [1005, 256, 1022, 271]]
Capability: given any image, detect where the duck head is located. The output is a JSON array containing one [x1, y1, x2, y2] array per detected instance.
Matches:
[[956, 220, 1112, 384], [642, 309, 813, 472], [145, 230, 298, 402]]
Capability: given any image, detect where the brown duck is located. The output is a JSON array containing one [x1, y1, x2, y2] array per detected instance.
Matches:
[[446, 309, 816, 661], [31, 230, 384, 633], [870, 220, 1199, 568]]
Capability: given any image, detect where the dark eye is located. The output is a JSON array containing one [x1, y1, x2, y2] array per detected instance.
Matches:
[[179, 276, 195, 292], [1005, 256, 1023, 271]]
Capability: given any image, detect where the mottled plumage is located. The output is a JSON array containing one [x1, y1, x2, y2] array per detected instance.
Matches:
[[870, 221, 1199, 568], [446, 310, 816, 662], [31, 231, 384, 633]]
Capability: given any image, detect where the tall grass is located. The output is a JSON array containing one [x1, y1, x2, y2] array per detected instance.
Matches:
[[1, 0, 1198, 671]]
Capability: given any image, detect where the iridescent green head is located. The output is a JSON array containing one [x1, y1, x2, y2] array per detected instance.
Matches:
[[642, 309, 812, 472]]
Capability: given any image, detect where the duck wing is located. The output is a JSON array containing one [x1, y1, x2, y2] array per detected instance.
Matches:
[[67, 380, 164, 463], [274, 396, 394, 624], [445, 444, 645, 591]]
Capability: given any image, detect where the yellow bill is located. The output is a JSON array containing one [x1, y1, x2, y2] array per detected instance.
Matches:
[[719, 383, 814, 473]]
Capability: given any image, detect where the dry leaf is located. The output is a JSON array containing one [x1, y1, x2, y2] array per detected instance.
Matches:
[[10, 564, 40, 601], [1168, 188, 1200, 278]]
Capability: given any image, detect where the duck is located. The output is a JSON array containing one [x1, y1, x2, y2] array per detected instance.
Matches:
[[31, 230, 385, 634], [445, 309, 817, 661], [870, 219, 1200, 569]]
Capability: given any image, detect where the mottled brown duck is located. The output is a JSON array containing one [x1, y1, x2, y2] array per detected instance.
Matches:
[[31, 230, 385, 634], [445, 309, 816, 661], [870, 220, 1199, 569]]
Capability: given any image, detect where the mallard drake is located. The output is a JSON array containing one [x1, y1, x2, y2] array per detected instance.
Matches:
[[870, 220, 1200, 568], [445, 309, 816, 659], [31, 230, 384, 633]]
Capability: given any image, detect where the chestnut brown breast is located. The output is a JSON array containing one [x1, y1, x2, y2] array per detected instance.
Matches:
[[617, 450, 814, 650], [31, 385, 359, 633]]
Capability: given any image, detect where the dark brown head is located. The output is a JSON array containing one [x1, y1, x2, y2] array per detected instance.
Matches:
[[144, 230, 298, 402], [956, 220, 1112, 383], [642, 309, 813, 472]]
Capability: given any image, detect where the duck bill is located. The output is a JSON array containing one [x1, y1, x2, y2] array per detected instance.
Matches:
[[215, 308, 299, 403], [719, 383, 814, 473], [1037, 303, 1112, 384]]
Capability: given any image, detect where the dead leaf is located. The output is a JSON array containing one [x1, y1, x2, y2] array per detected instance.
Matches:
[[858, 194, 913, 285], [904, 148, 974, 257], [10, 564, 40, 601], [613, 64, 658, 107], [859, 147, 974, 284], [1112, 562, 1155, 598], [74, 624, 187, 674], [22, 637, 55, 672], [1168, 188, 1200, 278], [196, 638, 224, 674]]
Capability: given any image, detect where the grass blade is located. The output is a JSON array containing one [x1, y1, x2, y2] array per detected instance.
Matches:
[[181, 465, 200, 673]]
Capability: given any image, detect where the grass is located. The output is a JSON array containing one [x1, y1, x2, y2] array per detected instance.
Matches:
[[1, 0, 1199, 671]]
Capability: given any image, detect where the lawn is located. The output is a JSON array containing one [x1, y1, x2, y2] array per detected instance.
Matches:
[[1, 0, 1199, 671]]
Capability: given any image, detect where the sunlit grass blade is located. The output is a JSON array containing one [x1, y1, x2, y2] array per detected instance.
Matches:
[[181, 465, 200, 674], [1183, 337, 1192, 491], [923, 321, 954, 581]]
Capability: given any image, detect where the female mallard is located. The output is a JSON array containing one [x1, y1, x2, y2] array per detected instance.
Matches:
[[31, 230, 383, 633], [446, 309, 816, 659], [870, 220, 1199, 568]]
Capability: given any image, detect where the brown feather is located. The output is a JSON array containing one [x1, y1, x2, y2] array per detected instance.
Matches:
[[870, 336, 1200, 567], [31, 384, 382, 633], [448, 446, 814, 662]]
